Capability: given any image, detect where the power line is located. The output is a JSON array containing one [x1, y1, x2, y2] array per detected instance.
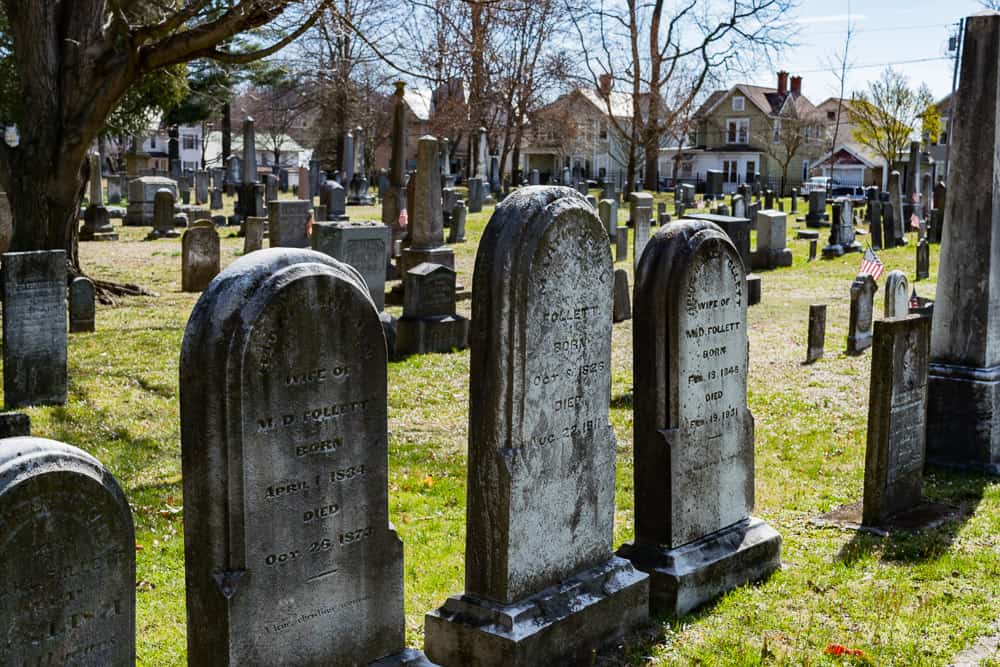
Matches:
[[792, 56, 952, 74], [797, 22, 953, 36]]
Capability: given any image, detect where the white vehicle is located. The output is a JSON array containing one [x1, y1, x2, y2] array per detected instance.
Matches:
[[801, 176, 831, 194]]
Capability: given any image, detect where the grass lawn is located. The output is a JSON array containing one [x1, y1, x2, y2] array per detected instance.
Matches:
[[15, 190, 1000, 665]]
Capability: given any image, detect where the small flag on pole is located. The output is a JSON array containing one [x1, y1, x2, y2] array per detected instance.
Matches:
[[909, 288, 920, 309], [398, 209, 409, 229], [912, 192, 920, 203], [910, 213, 920, 230], [859, 246, 885, 281]]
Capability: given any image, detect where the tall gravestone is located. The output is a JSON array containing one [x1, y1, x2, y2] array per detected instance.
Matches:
[[243, 217, 264, 254], [599, 199, 618, 239], [0, 437, 136, 664], [148, 188, 180, 239], [2, 251, 67, 408], [916, 238, 930, 280], [928, 11, 1000, 473], [268, 199, 312, 248], [321, 180, 350, 222], [401, 137, 454, 275], [821, 198, 861, 257], [298, 166, 311, 201], [888, 170, 906, 246], [751, 210, 792, 269], [806, 304, 826, 363], [196, 170, 210, 205], [884, 270, 910, 319], [181, 248, 426, 665], [863, 315, 931, 525], [182, 226, 221, 292], [631, 192, 653, 267], [312, 221, 391, 311], [847, 273, 878, 355], [424, 187, 648, 665], [930, 180, 946, 244], [618, 219, 781, 616], [705, 170, 724, 200], [69, 276, 96, 333], [805, 190, 827, 227], [382, 83, 408, 246], [869, 198, 884, 249], [447, 200, 467, 244]]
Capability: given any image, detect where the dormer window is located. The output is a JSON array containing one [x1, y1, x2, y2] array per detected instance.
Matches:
[[732, 96, 745, 112]]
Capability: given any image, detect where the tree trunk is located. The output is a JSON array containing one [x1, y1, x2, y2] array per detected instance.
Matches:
[[643, 0, 664, 191]]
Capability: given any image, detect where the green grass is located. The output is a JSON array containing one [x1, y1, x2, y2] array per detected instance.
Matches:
[[12, 190, 999, 665]]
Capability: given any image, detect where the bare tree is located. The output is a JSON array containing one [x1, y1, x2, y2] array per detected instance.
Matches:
[[849, 67, 933, 170], [241, 71, 313, 173], [822, 1, 855, 185], [752, 105, 825, 195]]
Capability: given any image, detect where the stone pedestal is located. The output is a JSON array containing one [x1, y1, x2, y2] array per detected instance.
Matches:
[[80, 205, 118, 241], [395, 263, 468, 356], [425, 557, 648, 666], [618, 518, 780, 617]]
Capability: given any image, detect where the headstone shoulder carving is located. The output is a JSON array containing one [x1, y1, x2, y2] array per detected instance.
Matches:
[[0, 437, 136, 665], [848, 273, 878, 355], [884, 270, 910, 319]]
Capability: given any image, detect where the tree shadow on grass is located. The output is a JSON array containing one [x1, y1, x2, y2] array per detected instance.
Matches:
[[833, 469, 991, 566], [611, 391, 634, 409]]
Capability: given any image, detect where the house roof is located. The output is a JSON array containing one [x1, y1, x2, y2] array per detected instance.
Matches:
[[577, 88, 635, 119], [696, 83, 819, 120], [202, 130, 308, 167], [814, 141, 883, 168], [404, 89, 433, 122]]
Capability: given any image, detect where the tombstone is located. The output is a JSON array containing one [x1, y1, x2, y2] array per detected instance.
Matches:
[[863, 315, 931, 525], [382, 82, 409, 247], [80, 199, 118, 242], [2, 251, 67, 408], [320, 180, 349, 222], [195, 170, 209, 205], [822, 198, 862, 258], [298, 166, 312, 201], [616, 226, 629, 262], [489, 155, 500, 199], [447, 200, 467, 244], [440, 138, 454, 188], [0, 437, 136, 664], [212, 214, 228, 227], [704, 170, 723, 200], [613, 269, 631, 322], [265, 173, 278, 204], [125, 176, 177, 225], [209, 187, 223, 210], [926, 13, 1000, 473], [631, 192, 653, 267], [181, 226, 221, 292], [401, 137, 454, 275], [881, 195, 897, 249], [424, 187, 649, 664], [268, 200, 312, 249], [764, 189, 774, 209], [181, 248, 425, 665], [805, 190, 827, 227], [441, 188, 458, 228], [806, 304, 826, 363], [683, 213, 751, 273], [847, 273, 878, 355], [586, 194, 598, 209], [618, 219, 780, 616], [884, 270, 910, 319], [602, 182, 617, 202], [916, 238, 930, 280], [869, 200, 884, 249], [807, 238, 817, 261], [467, 177, 484, 214], [680, 183, 695, 205], [790, 187, 798, 213], [929, 180, 946, 244], [887, 170, 906, 246], [751, 210, 792, 270], [562, 166, 572, 185], [657, 201, 667, 224], [108, 173, 123, 204], [312, 221, 391, 311], [145, 188, 180, 239], [396, 263, 469, 357], [243, 216, 264, 254], [69, 276, 96, 333], [599, 199, 618, 239], [732, 194, 746, 219], [529, 168, 540, 185], [181, 187, 192, 205]]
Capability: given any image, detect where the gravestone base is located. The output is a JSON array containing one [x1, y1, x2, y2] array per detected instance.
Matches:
[[80, 206, 119, 241], [821, 241, 862, 258], [750, 249, 793, 270], [804, 215, 829, 228], [400, 245, 455, 276], [371, 648, 438, 666], [424, 556, 649, 667], [796, 230, 820, 240], [396, 315, 469, 357], [747, 274, 762, 306], [145, 227, 181, 240], [926, 363, 1000, 475], [617, 517, 780, 618]]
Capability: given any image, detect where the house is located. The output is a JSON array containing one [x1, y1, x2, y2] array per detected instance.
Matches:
[[372, 84, 433, 174], [202, 130, 309, 182], [929, 92, 954, 170], [660, 72, 825, 193], [127, 122, 205, 174]]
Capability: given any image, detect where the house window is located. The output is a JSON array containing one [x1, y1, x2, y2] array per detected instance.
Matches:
[[732, 96, 745, 112], [802, 160, 810, 181], [827, 110, 836, 121], [149, 137, 156, 149], [746, 161, 756, 184], [182, 134, 197, 150], [726, 118, 749, 144], [773, 119, 782, 143], [599, 122, 607, 140], [722, 160, 738, 183]]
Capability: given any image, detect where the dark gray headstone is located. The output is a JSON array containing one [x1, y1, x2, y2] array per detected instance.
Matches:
[[446, 200, 467, 243], [822, 198, 861, 257], [467, 177, 484, 213], [196, 170, 210, 205], [808, 238, 818, 261], [125, 176, 177, 226], [0, 437, 135, 664], [916, 238, 930, 280], [2, 251, 67, 408], [69, 276, 96, 333], [682, 213, 751, 272], [181, 248, 421, 665], [182, 226, 220, 293], [243, 217, 264, 254], [863, 315, 931, 525], [616, 226, 629, 263], [806, 304, 826, 363], [619, 218, 780, 617], [424, 187, 648, 664], [848, 273, 878, 355], [599, 199, 618, 239], [396, 263, 468, 356], [888, 170, 906, 246], [631, 192, 653, 267], [312, 221, 391, 311], [265, 174, 278, 204], [147, 188, 180, 239], [705, 170, 723, 199], [268, 199, 312, 248], [613, 269, 631, 322], [0, 412, 29, 438], [210, 188, 223, 210], [805, 190, 827, 227], [869, 200, 884, 249]]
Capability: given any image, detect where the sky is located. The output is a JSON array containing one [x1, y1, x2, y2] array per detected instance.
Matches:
[[743, 0, 990, 103]]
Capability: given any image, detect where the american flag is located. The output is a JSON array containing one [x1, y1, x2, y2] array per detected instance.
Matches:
[[909, 289, 920, 309], [397, 209, 409, 228], [910, 213, 920, 230], [859, 247, 885, 281]]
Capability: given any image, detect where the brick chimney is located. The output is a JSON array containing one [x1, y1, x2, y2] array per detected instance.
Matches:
[[777, 71, 789, 95], [790, 75, 802, 96], [599, 73, 613, 97]]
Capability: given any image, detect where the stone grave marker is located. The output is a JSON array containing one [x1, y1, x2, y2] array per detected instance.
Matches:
[[599, 199, 618, 240], [705, 169, 723, 200], [888, 170, 906, 246], [683, 213, 751, 272], [446, 200, 467, 243], [619, 218, 780, 616], [196, 170, 210, 205], [396, 263, 469, 356], [822, 198, 862, 258], [69, 276, 96, 333], [312, 221, 391, 311], [806, 304, 826, 363], [930, 180, 946, 244], [265, 173, 278, 204], [401, 137, 454, 275], [631, 192, 653, 267], [848, 273, 878, 354], [616, 226, 628, 262], [764, 189, 774, 209], [885, 270, 910, 319], [147, 188, 180, 239], [298, 166, 311, 201], [863, 315, 931, 525], [268, 199, 312, 248], [182, 225, 221, 292], [321, 181, 350, 222], [805, 190, 827, 227], [181, 248, 426, 665], [243, 217, 264, 254], [125, 175, 177, 226], [791, 187, 798, 212], [0, 437, 136, 664], [751, 210, 792, 270], [2, 251, 67, 408], [680, 183, 695, 205], [467, 177, 484, 213], [916, 239, 930, 280], [869, 199, 884, 249], [210, 188, 223, 210], [0, 412, 29, 438], [808, 238, 818, 261], [613, 269, 631, 322], [424, 187, 648, 665]]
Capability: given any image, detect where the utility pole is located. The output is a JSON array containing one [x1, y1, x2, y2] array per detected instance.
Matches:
[[944, 18, 963, 180]]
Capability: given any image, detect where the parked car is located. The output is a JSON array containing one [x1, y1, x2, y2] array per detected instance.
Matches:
[[801, 176, 831, 194], [829, 185, 866, 202]]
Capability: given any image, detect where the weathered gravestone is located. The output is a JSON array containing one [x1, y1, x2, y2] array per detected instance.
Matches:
[[467, 177, 484, 214], [805, 190, 827, 227], [312, 221, 391, 311], [125, 176, 177, 226], [298, 166, 311, 201], [243, 217, 264, 254], [863, 315, 931, 526], [680, 183, 695, 205], [683, 213, 751, 273], [751, 210, 792, 270], [108, 173, 123, 204], [618, 219, 781, 616], [616, 226, 629, 263], [847, 273, 878, 355], [869, 199, 884, 249], [0, 437, 136, 665], [822, 198, 862, 258], [446, 200, 467, 244], [529, 168, 540, 185], [2, 251, 67, 408], [929, 180, 946, 244], [321, 181, 350, 222], [196, 170, 210, 205], [916, 238, 930, 280], [181, 225, 221, 293], [884, 270, 910, 319], [928, 12, 1000, 473], [806, 304, 826, 364], [888, 170, 906, 246], [69, 276, 96, 333], [731, 194, 746, 219], [401, 137, 454, 275], [764, 189, 775, 209], [210, 188, 223, 210], [790, 187, 798, 213], [424, 187, 649, 665], [181, 248, 427, 665], [705, 170, 724, 200], [81, 152, 118, 242], [147, 188, 180, 239], [441, 188, 458, 228], [265, 174, 278, 205], [613, 269, 631, 323], [0, 412, 30, 438], [631, 192, 653, 267], [268, 200, 312, 249], [396, 263, 469, 357]]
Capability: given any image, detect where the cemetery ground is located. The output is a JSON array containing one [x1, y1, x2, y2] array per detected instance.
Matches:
[[12, 192, 1000, 665]]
